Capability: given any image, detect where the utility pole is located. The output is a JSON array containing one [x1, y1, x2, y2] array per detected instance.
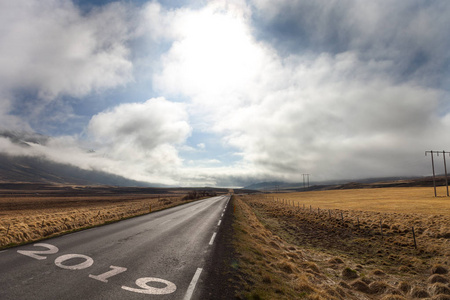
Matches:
[[425, 151, 437, 197], [425, 150, 450, 197], [443, 151, 449, 196], [302, 174, 310, 189]]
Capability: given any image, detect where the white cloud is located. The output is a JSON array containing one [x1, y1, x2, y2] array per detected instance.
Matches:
[[250, 0, 450, 86], [1, 0, 449, 187], [0, 97, 192, 186], [87, 97, 191, 171], [152, 0, 450, 183], [152, 1, 263, 107], [0, 0, 133, 118]]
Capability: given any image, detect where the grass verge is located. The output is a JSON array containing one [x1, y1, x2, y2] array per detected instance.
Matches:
[[232, 191, 450, 299], [0, 195, 199, 249]]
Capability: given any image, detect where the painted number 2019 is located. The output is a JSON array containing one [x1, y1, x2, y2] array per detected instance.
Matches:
[[17, 243, 176, 296]]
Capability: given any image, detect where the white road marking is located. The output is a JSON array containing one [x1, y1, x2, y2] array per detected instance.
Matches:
[[122, 277, 176, 295], [217, 220, 222, 226], [89, 265, 127, 283], [0, 250, 7, 254], [183, 268, 203, 300], [221, 213, 224, 217], [209, 232, 217, 245], [54, 254, 94, 270], [17, 243, 59, 260]]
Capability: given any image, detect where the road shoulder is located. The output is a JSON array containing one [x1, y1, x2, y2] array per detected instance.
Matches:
[[197, 196, 238, 300]]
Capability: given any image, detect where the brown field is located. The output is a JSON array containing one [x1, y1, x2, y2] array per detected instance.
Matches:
[[0, 185, 208, 249], [269, 186, 450, 215], [232, 187, 450, 299]]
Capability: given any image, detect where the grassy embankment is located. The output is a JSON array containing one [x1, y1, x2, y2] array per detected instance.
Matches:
[[232, 187, 450, 299], [0, 194, 189, 249]]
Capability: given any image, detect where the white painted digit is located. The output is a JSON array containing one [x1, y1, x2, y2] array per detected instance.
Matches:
[[121, 277, 177, 295], [54, 254, 94, 270], [89, 265, 127, 283], [17, 243, 59, 260]]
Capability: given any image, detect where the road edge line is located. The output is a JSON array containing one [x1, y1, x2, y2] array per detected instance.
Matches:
[[183, 267, 203, 300], [209, 232, 217, 245]]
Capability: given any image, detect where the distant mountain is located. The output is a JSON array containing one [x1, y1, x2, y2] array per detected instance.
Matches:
[[244, 176, 427, 191], [0, 129, 49, 147], [244, 181, 293, 191], [244, 180, 333, 190], [0, 153, 156, 186], [0, 130, 156, 187]]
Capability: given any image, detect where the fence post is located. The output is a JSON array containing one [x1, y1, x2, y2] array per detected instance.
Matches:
[[380, 220, 383, 238], [5, 224, 10, 236], [412, 226, 417, 249]]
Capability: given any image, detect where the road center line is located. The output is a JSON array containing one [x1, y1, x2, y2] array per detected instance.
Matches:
[[217, 220, 222, 226], [209, 232, 217, 245], [183, 268, 203, 300]]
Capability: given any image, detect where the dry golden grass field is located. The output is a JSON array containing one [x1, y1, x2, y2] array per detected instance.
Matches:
[[0, 185, 199, 248], [232, 187, 450, 300], [270, 186, 450, 215]]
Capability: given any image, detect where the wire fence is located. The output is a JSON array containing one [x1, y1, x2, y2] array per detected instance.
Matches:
[[252, 195, 450, 253]]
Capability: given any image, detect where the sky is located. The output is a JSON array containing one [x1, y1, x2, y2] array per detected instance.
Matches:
[[0, 0, 450, 187]]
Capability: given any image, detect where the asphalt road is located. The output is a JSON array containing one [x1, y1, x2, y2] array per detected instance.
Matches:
[[0, 195, 231, 300]]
